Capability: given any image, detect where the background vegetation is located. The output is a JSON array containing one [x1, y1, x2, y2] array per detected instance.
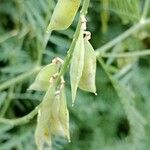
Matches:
[[0, 0, 150, 149]]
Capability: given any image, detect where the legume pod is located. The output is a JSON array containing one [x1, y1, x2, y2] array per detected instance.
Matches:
[[35, 77, 57, 150], [79, 37, 96, 93], [28, 58, 61, 91], [47, 0, 80, 32], [70, 28, 84, 105], [59, 83, 70, 142]]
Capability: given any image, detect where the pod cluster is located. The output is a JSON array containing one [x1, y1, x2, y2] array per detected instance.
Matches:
[[70, 23, 97, 105], [30, 0, 81, 148], [30, 0, 97, 149], [29, 58, 70, 150]]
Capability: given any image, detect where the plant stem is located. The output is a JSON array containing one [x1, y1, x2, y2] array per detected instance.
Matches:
[[36, 0, 53, 66], [81, 0, 90, 15], [36, 33, 51, 66], [0, 30, 18, 43], [95, 18, 150, 55], [0, 105, 40, 126], [0, 86, 14, 117], [141, 0, 150, 21], [98, 49, 150, 58], [0, 66, 41, 91]]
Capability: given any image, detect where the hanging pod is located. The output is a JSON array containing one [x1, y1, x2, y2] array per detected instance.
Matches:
[[35, 76, 70, 150], [59, 79, 70, 142], [35, 76, 57, 150], [49, 91, 65, 136], [28, 58, 62, 91], [70, 28, 85, 105], [79, 37, 96, 93], [50, 78, 70, 141], [47, 0, 80, 32]]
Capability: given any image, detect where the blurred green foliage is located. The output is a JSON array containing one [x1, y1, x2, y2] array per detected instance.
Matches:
[[0, 0, 150, 150]]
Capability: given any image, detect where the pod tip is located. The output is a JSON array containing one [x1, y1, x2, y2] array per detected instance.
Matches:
[[27, 84, 35, 91], [27, 83, 43, 91], [94, 92, 97, 96], [68, 139, 71, 143]]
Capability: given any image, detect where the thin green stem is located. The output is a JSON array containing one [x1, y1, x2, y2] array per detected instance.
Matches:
[[141, 0, 150, 21], [0, 30, 18, 43], [0, 105, 40, 126], [0, 66, 41, 91], [0, 86, 14, 117], [98, 49, 150, 58], [36, 33, 51, 66], [36, 0, 53, 66], [95, 18, 150, 55], [81, 0, 90, 15]]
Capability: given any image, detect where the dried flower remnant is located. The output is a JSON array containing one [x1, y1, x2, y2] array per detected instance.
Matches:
[[47, 0, 80, 32]]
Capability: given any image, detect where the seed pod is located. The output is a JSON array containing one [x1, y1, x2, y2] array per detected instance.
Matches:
[[47, 0, 80, 32], [59, 80, 70, 142], [35, 77, 57, 150], [49, 91, 65, 136], [70, 28, 84, 105], [49, 80, 70, 141], [28, 58, 62, 91], [79, 37, 96, 93]]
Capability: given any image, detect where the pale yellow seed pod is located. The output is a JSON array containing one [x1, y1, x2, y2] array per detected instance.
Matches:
[[35, 77, 70, 150], [35, 77, 57, 150], [47, 0, 80, 32], [49, 91, 65, 136], [70, 28, 85, 105], [28, 58, 62, 91], [79, 37, 96, 93], [59, 80, 70, 142], [49, 77, 70, 141]]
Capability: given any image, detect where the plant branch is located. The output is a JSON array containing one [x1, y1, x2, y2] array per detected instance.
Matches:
[[36, 33, 51, 66], [36, 0, 53, 66], [141, 0, 150, 21], [0, 66, 41, 91], [0, 30, 18, 43], [95, 18, 150, 55], [98, 49, 150, 58], [0, 86, 14, 117], [0, 105, 40, 126]]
